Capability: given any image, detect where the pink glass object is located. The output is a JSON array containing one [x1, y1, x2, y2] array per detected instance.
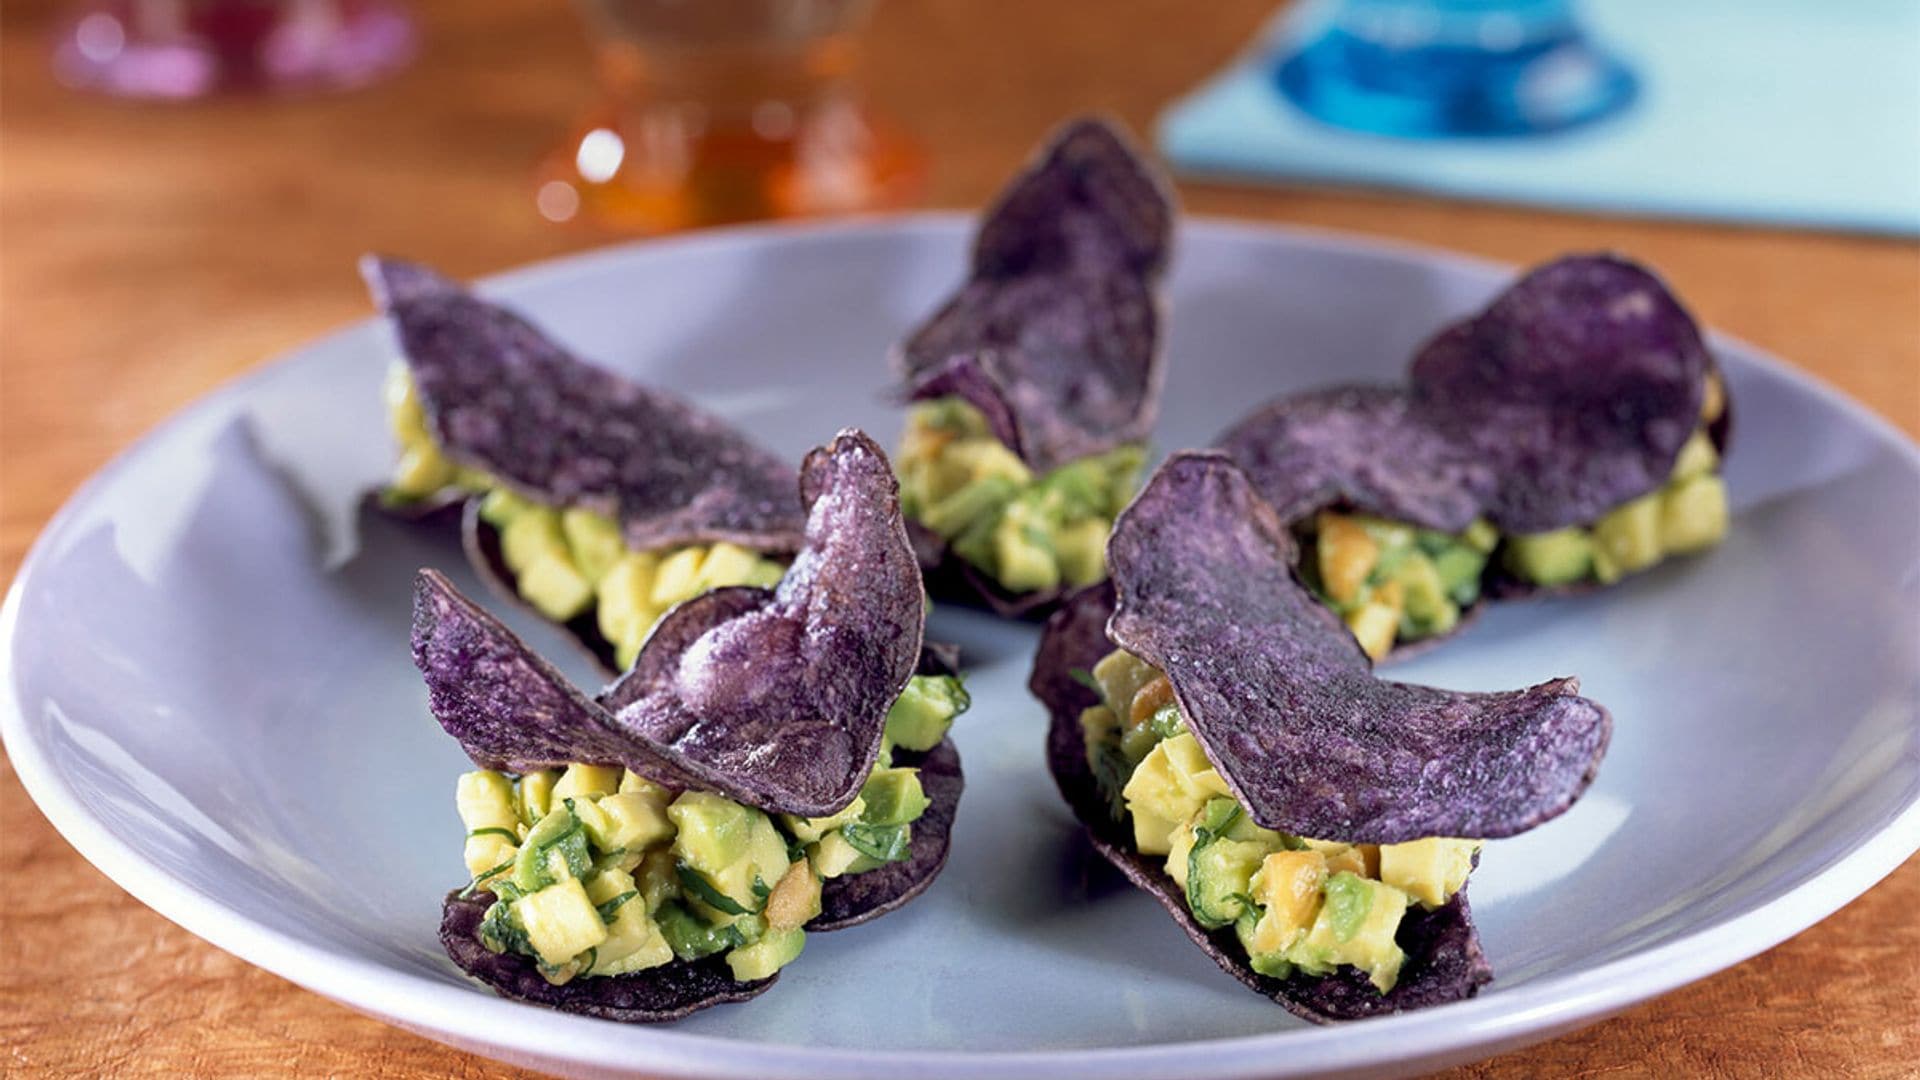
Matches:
[[54, 0, 415, 100], [535, 0, 923, 233]]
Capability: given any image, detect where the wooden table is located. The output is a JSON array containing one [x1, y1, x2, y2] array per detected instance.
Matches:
[[3, 1, 1916, 1075]]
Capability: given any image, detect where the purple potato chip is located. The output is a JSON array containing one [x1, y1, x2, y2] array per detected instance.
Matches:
[[1104, 452, 1611, 844], [441, 890, 772, 1021], [894, 116, 1173, 476], [1215, 384, 1495, 536], [413, 430, 926, 818], [363, 255, 804, 554], [1218, 254, 1722, 539], [1031, 585, 1493, 1021], [812, 738, 964, 930], [971, 116, 1174, 283], [1411, 254, 1714, 534]]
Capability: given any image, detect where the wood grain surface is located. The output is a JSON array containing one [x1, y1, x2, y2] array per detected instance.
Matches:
[[3, 1, 1916, 1076]]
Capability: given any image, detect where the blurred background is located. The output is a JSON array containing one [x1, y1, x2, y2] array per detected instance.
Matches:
[[1, 0, 1917, 1075]]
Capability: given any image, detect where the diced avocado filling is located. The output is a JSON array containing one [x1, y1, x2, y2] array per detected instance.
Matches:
[[1503, 385, 1730, 588], [453, 675, 967, 985], [895, 398, 1145, 594], [1078, 649, 1481, 994], [384, 366, 787, 667], [1301, 389, 1730, 653], [1298, 512, 1498, 661]]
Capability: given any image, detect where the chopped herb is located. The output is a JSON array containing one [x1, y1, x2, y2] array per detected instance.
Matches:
[[677, 864, 752, 915], [840, 822, 911, 862], [595, 889, 640, 921]]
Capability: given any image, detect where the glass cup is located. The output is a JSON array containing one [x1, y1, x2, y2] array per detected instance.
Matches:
[[54, 0, 415, 99], [1274, 0, 1637, 138], [534, 0, 923, 232]]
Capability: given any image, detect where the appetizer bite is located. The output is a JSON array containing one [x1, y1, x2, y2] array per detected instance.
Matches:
[[424, 432, 968, 1019], [1031, 452, 1611, 1020], [368, 256, 797, 673], [1217, 254, 1730, 660], [891, 116, 1174, 618]]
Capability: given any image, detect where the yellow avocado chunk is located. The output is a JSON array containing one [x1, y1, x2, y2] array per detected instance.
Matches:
[[585, 870, 673, 976], [1290, 873, 1410, 993], [1378, 837, 1479, 909], [592, 790, 677, 853], [1122, 733, 1232, 852], [1592, 492, 1664, 583], [516, 878, 608, 967], [1661, 475, 1729, 555]]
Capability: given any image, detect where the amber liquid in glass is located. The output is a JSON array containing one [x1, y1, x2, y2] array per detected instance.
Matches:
[[538, 0, 922, 232]]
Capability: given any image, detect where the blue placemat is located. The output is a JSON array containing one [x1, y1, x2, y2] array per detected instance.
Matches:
[[1159, 0, 1920, 236]]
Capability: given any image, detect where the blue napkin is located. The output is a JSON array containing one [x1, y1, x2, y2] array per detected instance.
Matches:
[[1159, 0, 1920, 236]]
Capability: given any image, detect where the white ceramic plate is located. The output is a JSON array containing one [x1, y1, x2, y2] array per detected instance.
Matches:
[[6, 217, 1917, 1080]]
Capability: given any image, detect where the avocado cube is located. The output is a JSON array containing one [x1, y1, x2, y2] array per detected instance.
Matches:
[[636, 849, 678, 912], [1393, 552, 1456, 637], [1291, 873, 1410, 993], [1460, 518, 1499, 554], [1379, 837, 1479, 909], [463, 834, 518, 882], [477, 486, 539, 528], [592, 791, 676, 853], [456, 771, 520, 834], [517, 770, 560, 826], [991, 507, 1061, 593], [1431, 544, 1487, 606], [591, 901, 673, 976], [650, 547, 708, 608], [1235, 912, 1297, 980], [1343, 600, 1400, 661], [1129, 804, 1182, 857], [860, 769, 931, 826], [1592, 492, 1664, 583], [596, 551, 662, 654], [697, 542, 763, 590], [384, 365, 426, 442], [811, 830, 864, 879], [1502, 527, 1594, 587], [514, 878, 608, 967], [726, 927, 806, 982], [921, 474, 1018, 539], [619, 769, 672, 797], [517, 552, 594, 622], [390, 446, 456, 498], [553, 764, 623, 804], [1160, 734, 1232, 801], [668, 792, 753, 872], [1669, 430, 1720, 483], [1078, 704, 1119, 753], [561, 508, 626, 584], [745, 812, 794, 899], [1123, 739, 1209, 845], [1164, 821, 1199, 889], [1055, 517, 1110, 588], [501, 507, 568, 575], [779, 796, 866, 844], [884, 674, 968, 752], [1092, 650, 1158, 718], [1661, 475, 1729, 555], [947, 437, 1033, 487]]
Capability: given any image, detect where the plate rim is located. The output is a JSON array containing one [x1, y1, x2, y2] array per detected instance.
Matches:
[[6, 212, 1918, 1079]]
